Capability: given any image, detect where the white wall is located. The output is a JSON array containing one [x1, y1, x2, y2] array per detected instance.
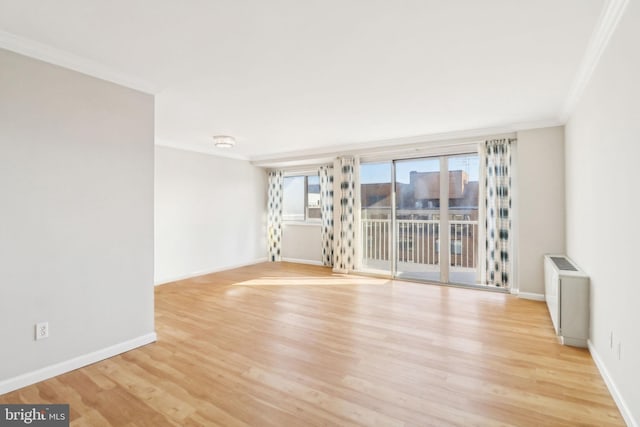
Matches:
[[516, 126, 566, 297], [154, 146, 267, 284], [282, 223, 322, 264], [565, 2, 640, 424], [0, 49, 155, 389]]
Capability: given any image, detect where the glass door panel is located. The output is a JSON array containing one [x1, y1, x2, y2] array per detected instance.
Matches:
[[360, 162, 392, 274], [394, 158, 441, 282], [447, 155, 480, 285]]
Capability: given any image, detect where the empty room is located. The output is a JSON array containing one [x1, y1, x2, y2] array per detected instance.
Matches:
[[0, 0, 638, 426]]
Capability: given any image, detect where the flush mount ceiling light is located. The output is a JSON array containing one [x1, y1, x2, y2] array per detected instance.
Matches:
[[212, 135, 236, 148]]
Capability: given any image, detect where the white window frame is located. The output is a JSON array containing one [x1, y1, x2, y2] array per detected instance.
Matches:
[[283, 173, 321, 224]]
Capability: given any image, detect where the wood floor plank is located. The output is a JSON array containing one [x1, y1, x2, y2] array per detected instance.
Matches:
[[0, 262, 625, 426]]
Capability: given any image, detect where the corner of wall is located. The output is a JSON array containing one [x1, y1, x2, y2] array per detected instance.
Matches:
[[515, 126, 566, 296]]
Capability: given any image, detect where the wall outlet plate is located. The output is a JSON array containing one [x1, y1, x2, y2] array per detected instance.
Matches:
[[35, 322, 49, 340]]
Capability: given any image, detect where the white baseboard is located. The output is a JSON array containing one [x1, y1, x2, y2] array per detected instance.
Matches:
[[0, 332, 157, 396], [282, 257, 324, 266], [588, 340, 638, 427], [518, 292, 545, 301], [154, 257, 268, 286]]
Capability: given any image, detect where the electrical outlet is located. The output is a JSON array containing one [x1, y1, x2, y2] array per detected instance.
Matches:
[[35, 322, 49, 340]]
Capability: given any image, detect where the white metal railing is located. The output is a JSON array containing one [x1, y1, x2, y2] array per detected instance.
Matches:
[[361, 217, 478, 268], [361, 218, 391, 261], [396, 219, 440, 265], [448, 220, 478, 269]]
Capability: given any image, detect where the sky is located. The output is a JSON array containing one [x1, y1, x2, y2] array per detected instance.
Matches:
[[360, 155, 480, 184]]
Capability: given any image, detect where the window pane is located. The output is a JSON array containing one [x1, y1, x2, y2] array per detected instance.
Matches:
[[360, 162, 392, 273], [360, 162, 392, 208], [307, 175, 321, 219], [448, 154, 480, 285], [360, 162, 391, 185], [283, 176, 305, 221], [394, 157, 441, 283], [396, 158, 440, 210]]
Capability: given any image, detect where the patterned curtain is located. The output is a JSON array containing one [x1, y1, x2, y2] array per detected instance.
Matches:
[[333, 156, 357, 273], [319, 165, 334, 266], [484, 139, 514, 287], [267, 170, 283, 262]]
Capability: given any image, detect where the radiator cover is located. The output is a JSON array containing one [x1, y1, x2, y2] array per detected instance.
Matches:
[[544, 254, 590, 347]]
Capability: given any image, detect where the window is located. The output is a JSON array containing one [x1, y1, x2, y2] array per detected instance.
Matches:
[[307, 175, 321, 219], [283, 174, 321, 222]]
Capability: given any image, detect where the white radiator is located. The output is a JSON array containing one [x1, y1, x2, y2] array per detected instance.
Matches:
[[544, 255, 590, 347]]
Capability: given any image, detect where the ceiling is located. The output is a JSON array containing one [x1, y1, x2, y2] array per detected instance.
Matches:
[[0, 0, 607, 162]]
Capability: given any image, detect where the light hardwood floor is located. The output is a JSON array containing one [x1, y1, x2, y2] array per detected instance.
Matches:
[[0, 262, 624, 426]]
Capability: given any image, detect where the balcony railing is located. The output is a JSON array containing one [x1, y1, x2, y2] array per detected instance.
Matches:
[[361, 217, 478, 269]]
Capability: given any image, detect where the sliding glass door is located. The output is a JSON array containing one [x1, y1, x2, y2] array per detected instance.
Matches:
[[360, 162, 393, 275], [360, 153, 480, 286], [447, 155, 480, 285], [394, 157, 442, 282]]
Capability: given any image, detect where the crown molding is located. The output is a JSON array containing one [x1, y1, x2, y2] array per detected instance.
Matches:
[[0, 30, 160, 94], [559, 0, 630, 121]]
